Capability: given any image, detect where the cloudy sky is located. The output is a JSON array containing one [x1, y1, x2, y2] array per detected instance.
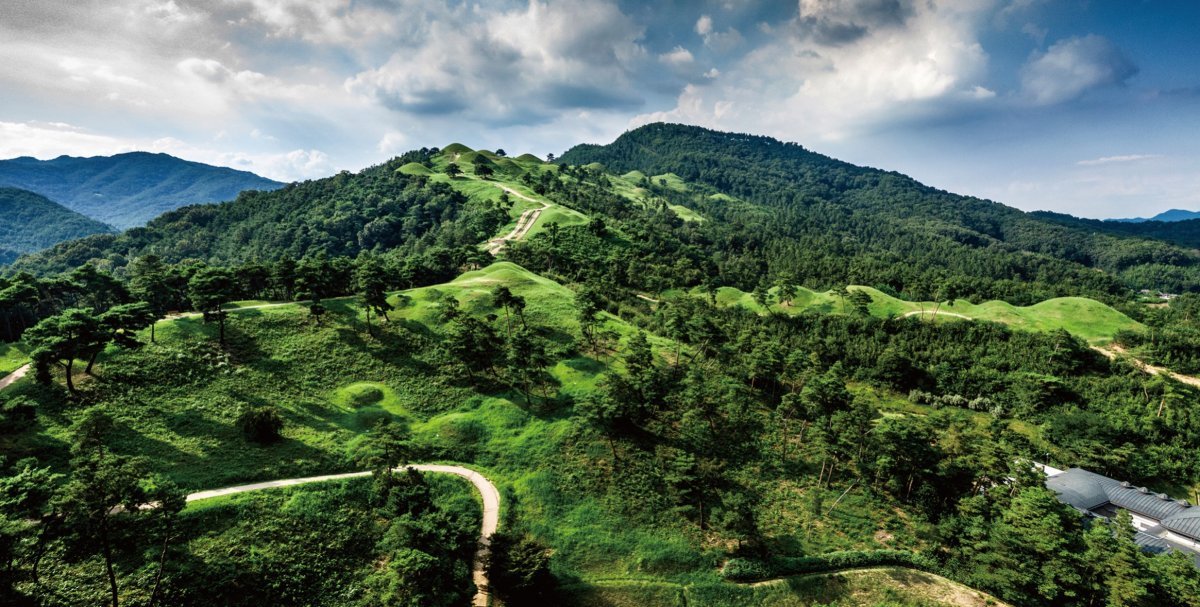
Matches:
[[1, 0, 1197, 218]]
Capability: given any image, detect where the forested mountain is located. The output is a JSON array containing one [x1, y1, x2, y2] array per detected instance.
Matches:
[[1111, 209, 1200, 223], [559, 123, 1200, 299], [0, 187, 112, 259], [0, 152, 283, 228], [1034, 209, 1200, 251], [8, 150, 506, 278]]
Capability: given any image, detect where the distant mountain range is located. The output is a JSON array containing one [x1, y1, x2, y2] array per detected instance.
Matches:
[[1108, 209, 1200, 223], [0, 187, 113, 263], [0, 152, 284, 229]]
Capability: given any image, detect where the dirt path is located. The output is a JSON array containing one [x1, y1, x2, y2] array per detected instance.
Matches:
[[742, 566, 1009, 607], [187, 465, 500, 607], [485, 185, 550, 255], [899, 309, 972, 320], [1092, 344, 1200, 388], [0, 363, 30, 390]]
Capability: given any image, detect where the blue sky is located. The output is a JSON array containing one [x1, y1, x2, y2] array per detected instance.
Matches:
[[0, 0, 1197, 218]]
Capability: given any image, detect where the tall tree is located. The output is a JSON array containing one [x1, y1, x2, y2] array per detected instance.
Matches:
[[355, 255, 394, 336], [188, 267, 236, 345], [127, 255, 172, 343], [25, 308, 106, 393]]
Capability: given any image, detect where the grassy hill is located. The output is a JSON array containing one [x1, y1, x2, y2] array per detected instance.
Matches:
[[0, 152, 283, 228], [0, 187, 112, 256], [685, 284, 1143, 344], [2, 261, 1008, 606], [417, 145, 591, 240]]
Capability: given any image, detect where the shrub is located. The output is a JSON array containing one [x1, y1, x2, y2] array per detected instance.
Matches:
[[350, 386, 384, 407], [238, 405, 284, 444]]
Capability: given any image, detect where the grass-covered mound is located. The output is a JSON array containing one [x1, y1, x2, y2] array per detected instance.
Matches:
[[687, 285, 1142, 344], [442, 142, 474, 155], [397, 162, 432, 175], [515, 153, 545, 165]]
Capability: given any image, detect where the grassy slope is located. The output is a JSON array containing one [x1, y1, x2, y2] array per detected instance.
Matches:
[[685, 284, 1142, 344], [0, 341, 29, 375], [0, 261, 997, 606], [414, 145, 590, 241], [610, 170, 705, 223]]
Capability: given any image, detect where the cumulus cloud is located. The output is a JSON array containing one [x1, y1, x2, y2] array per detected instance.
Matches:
[[1020, 35, 1137, 105], [659, 46, 695, 67], [346, 0, 647, 126], [639, 0, 994, 141]]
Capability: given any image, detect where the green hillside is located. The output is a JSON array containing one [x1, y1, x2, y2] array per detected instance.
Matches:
[[560, 123, 1200, 300], [0, 152, 283, 228], [691, 285, 1142, 344], [0, 187, 112, 256]]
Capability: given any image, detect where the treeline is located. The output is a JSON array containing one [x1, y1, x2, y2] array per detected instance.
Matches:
[[559, 123, 1200, 299], [7, 149, 506, 276]]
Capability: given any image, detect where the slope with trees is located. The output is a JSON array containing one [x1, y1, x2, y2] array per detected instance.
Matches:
[[0, 152, 283, 228], [0, 187, 113, 257]]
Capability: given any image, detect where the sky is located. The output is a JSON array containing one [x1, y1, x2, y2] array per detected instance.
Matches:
[[1, 0, 1197, 219]]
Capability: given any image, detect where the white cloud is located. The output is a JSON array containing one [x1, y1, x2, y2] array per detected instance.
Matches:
[[346, 0, 647, 125], [377, 131, 408, 155], [1077, 154, 1162, 166], [696, 15, 713, 36], [659, 46, 695, 66], [0, 121, 137, 158], [639, 0, 995, 141], [1020, 35, 1137, 105]]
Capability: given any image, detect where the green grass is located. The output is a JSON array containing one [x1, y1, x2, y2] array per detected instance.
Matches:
[[606, 171, 705, 223], [3, 262, 998, 606], [398, 162, 432, 175], [0, 341, 29, 375], [690, 285, 1142, 344]]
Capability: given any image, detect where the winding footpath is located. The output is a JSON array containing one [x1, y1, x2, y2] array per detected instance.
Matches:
[[193, 465, 500, 607], [0, 363, 30, 390], [898, 309, 972, 321], [0, 363, 500, 605], [485, 185, 550, 255]]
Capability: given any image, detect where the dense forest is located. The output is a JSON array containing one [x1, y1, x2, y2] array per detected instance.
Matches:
[[560, 123, 1200, 299], [8, 150, 506, 278], [0, 188, 112, 258]]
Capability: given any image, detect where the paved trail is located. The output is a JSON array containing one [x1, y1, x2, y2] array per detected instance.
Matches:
[[188, 465, 500, 607], [485, 185, 550, 255], [0, 363, 30, 390]]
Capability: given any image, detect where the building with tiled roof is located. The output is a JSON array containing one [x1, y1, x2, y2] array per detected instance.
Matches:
[[1043, 467, 1200, 565]]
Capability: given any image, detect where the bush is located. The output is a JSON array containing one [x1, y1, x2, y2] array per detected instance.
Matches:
[[238, 405, 284, 444], [487, 531, 556, 603]]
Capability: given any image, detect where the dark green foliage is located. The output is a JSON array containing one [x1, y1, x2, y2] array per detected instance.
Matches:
[[557, 123, 1200, 299], [238, 405, 284, 444], [487, 531, 556, 603], [11, 153, 505, 275], [0, 152, 282, 229], [0, 187, 112, 256]]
